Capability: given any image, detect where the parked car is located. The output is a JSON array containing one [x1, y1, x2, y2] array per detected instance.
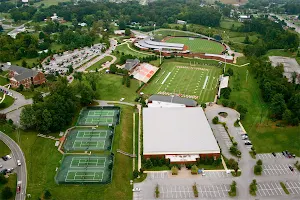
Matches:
[[17, 160, 21, 166], [6, 168, 13, 173], [132, 187, 141, 192], [289, 165, 294, 171], [0, 169, 7, 174], [244, 141, 252, 145], [241, 135, 248, 140], [16, 181, 22, 194], [272, 152, 276, 157], [2, 155, 11, 161]]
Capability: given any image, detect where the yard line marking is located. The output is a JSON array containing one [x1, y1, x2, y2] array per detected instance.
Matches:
[[161, 72, 171, 85], [203, 76, 209, 89]]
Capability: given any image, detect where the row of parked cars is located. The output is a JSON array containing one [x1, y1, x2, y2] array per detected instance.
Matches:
[[240, 133, 252, 145], [0, 155, 21, 175]]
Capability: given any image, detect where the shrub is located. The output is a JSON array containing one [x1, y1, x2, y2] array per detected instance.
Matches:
[[249, 179, 257, 196], [191, 165, 198, 175], [133, 169, 139, 179], [228, 181, 237, 197], [193, 183, 198, 197], [155, 184, 159, 198], [229, 101, 236, 108], [254, 165, 262, 175], [212, 116, 219, 124], [280, 182, 290, 194], [171, 166, 178, 175], [256, 159, 262, 166], [222, 99, 229, 107], [44, 190, 51, 199]]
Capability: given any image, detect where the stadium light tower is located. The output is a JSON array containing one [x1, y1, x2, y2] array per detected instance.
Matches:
[[159, 48, 162, 65]]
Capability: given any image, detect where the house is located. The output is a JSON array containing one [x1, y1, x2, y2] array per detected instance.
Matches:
[[147, 94, 198, 107], [238, 15, 251, 22], [124, 59, 140, 72], [177, 20, 187, 25], [7, 65, 46, 88], [143, 107, 220, 164]]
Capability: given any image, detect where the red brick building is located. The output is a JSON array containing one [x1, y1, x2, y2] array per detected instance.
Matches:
[[8, 65, 46, 88]]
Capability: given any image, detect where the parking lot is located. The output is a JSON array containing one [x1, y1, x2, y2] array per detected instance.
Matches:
[[263, 164, 298, 176], [202, 171, 232, 179], [257, 182, 285, 197], [159, 184, 230, 199], [148, 171, 168, 180], [257, 153, 287, 160], [285, 181, 300, 195], [42, 44, 103, 74], [215, 125, 232, 148]]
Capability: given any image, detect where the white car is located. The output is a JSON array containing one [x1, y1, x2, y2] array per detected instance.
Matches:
[[0, 165, 3, 168], [132, 187, 141, 192], [17, 160, 21, 166]]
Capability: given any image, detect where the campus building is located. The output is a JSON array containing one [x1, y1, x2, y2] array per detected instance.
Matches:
[[7, 65, 46, 88], [147, 94, 198, 107], [143, 107, 220, 164]]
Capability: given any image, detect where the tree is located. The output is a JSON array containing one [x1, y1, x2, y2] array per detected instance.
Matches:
[[283, 109, 293, 125], [2, 187, 13, 199], [222, 99, 229, 107], [18, 84, 24, 92], [212, 116, 219, 124], [229, 101, 236, 108], [44, 190, 51, 199], [0, 25, 3, 32], [85, 73, 97, 91], [270, 93, 287, 119], [33, 92, 43, 103], [191, 165, 198, 174], [254, 165, 262, 175], [182, 24, 187, 31], [39, 31, 45, 39], [22, 60, 27, 68], [221, 87, 231, 99], [125, 28, 131, 36], [0, 174, 8, 184], [80, 84, 94, 106], [119, 20, 126, 30], [171, 166, 178, 175], [133, 169, 139, 179], [227, 68, 234, 76], [244, 35, 250, 44], [256, 159, 262, 166], [145, 159, 153, 169]]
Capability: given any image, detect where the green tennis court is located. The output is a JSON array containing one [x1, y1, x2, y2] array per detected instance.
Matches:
[[76, 130, 107, 139], [72, 141, 105, 149], [83, 117, 114, 124], [56, 155, 114, 184], [88, 110, 115, 117]]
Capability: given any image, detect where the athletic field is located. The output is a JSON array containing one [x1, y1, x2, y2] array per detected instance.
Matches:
[[142, 61, 221, 103], [55, 155, 114, 184], [164, 37, 225, 54], [77, 108, 120, 126], [63, 128, 113, 152]]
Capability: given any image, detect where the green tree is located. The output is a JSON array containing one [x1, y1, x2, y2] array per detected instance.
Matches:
[[44, 190, 51, 199], [171, 166, 178, 175], [191, 165, 198, 174], [254, 165, 262, 175], [0, 174, 8, 184], [133, 169, 139, 179], [282, 109, 293, 124], [270, 93, 287, 119], [227, 68, 234, 76], [2, 187, 13, 199], [20, 106, 36, 129], [182, 24, 187, 31], [256, 159, 262, 166], [221, 87, 231, 99], [33, 92, 43, 103], [0, 25, 3, 32], [212, 116, 219, 124], [244, 35, 250, 44], [18, 84, 24, 92], [80, 84, 94, 106], [85, 73, 97, 91], [39, 31, 45, 39], [125, 28, 131, 36], [22, 60, 27, 68]]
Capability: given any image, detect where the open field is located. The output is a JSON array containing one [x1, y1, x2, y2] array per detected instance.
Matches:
[[0, 77, 8, 86], [0, 104, 135, 199], [87, 56, 113, 71], [33, 0, 70, 7], [142, 59, 221, 103], [0, 174, 16, 200], [0, 140, 10, 156], [115, 43, 154, 58], [227, 66, 300, 156], [165, 37, 225, 54], [220, 19, 243, 30]]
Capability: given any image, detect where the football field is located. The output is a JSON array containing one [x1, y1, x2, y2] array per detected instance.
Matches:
[[164, 37, 225, 54], [142, 61, 221, 103]]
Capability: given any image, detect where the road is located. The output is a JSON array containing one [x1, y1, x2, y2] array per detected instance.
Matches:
[[0, 131, 27, 200], [271, 14, 300, 34], [0, 86, 32, 114]]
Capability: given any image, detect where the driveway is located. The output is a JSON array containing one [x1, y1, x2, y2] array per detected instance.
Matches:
[[0, 131, 27, 200]]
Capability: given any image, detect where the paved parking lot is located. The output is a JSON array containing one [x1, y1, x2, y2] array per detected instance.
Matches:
[[263, 164, 298, 176], [133, 192, 143, 200], [215, 125, 232, 148], [159, 184, 230, 199], [148, 172, 168, 180], [285, 181, 300, 195], [203, 171, 231, 179], [257, 182, 285, 197], [257, 153, 286, 160]]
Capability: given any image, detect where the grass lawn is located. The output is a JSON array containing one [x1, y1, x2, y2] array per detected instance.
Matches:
[[18, 86, 50, 99], [0, 173, 17, 200], [87, 56, 113, 71], [165, 37, 225, 54], [92, 73, 140, 102], [142, 58, 222, 104], [0, 76, 9, 86], [0, 94, 14, 110], [220, 19, 243, 30], [11, 58, 40, 68], [227, 66, 300, 156], [114, 43, 154, 58], [33, 0, 69, 7], [0, 140, 10, 156], [154, 29, 198, 40], [0, 104, 135, 200]]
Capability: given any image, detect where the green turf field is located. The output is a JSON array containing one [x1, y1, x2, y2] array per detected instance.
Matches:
[[87, 56, 113, 71], [142, 60, 221, 103], [165, 37, 225, 54]]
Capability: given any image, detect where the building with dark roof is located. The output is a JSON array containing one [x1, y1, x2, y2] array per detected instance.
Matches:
[[8, 65, 46, 88], [148, 94, 198, 107], [124, 59, 140, 72]]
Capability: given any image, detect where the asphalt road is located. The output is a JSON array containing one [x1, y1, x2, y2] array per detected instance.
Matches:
[[0, 131, 27, 200]]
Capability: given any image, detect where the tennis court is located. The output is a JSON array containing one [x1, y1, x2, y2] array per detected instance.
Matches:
[[77, 107, 120, 126], [56, 155, 114, 184], [63, 128, 114, 152]]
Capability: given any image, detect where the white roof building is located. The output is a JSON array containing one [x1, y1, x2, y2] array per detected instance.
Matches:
[[143, 107, 220, 160]]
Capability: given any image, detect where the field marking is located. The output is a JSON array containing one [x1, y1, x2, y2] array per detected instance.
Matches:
[[203, 76, 209, 89], [161, 72, 171, 85]]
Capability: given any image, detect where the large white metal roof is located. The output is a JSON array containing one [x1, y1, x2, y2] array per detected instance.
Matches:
[[143, 107, 220, 155]]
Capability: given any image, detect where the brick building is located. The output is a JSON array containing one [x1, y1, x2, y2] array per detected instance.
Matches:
[[8, 65, 46, 88], [143, 107, 220, 164]]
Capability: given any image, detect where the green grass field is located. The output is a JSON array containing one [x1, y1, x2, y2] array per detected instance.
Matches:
[[227, 66, 300, 156], [87, 56, 113, 71], [0, 76, 8, 86], [0, 94, 14, 110], [0, 104, 135, 199], [0, 140, 10, 156], [142, 59, 221, 103], [220, 19, 243, 30], [115, 43, 154, 58], [165, 37, 225, 54]]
